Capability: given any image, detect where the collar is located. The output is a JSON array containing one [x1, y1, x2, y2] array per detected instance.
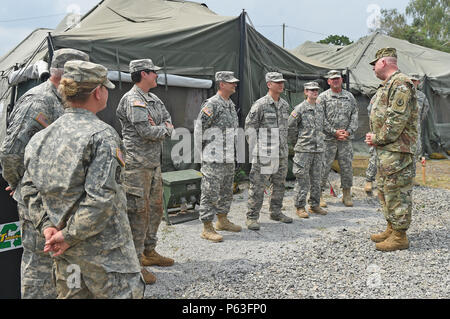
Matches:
[[65, 107, 97, 117], [47, 79, 62, 101], [381, 70, 401, 87], [133, 84, 154, 102]]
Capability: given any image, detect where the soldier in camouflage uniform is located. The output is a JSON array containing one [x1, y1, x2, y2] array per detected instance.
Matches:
[[21, 60, 144, 298], [0, 49, 89, 299], [245, 72, 293, 231], [288, 82, 327, 218], [365, 98, 378, 193], [318, 70, 358, 207], [366, 48, 418, 251], [194, 71, 242, 243], [116, 59, 174, 285], [409, 73, 430, 161]]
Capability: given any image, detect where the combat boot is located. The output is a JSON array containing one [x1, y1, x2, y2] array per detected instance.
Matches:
[[308, 206, 327, 215], [215, 214, 242, 232], [142, 249, 174, 267], [140, 268, 156, 285], [370, 221, 393, 243], [320, 196, 327, 208], [342, 188, 353, 207], [270, 212, 293, 223], [364, 181, 373, 193], [201, 221, 223, 242], [296, 207, 309, 218], [375, 229, 409, 251], [246, 218, 260, 231]]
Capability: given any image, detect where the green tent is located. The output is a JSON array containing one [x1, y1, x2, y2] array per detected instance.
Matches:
[[291, 32, 450, 154]]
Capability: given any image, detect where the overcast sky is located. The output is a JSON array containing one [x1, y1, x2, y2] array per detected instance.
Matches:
[[0, 0, 411, 57]]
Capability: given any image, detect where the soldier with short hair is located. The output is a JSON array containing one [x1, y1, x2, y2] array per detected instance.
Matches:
[[194, 71, 242, 243], [318, 70, 358, 207], [288, 81, 327, 219], [0, 48, 89, 299], [22, 60, 144, 298], [116, 59, 174, 285], [366, 48, 418, 251], [245, 72, 293, 231]]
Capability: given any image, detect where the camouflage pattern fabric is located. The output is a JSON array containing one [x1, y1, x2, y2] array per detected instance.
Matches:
[[320, 139, 354, 191], [124, 167, 163, 256], [116, 84, 173, 170], [366, 146, 378, 182], [194, 93, 238, 222], [370, 70, 418, 231], [415, 90, 430, 159], [23, 107, 143, 298], [292, 152, 323, 208]]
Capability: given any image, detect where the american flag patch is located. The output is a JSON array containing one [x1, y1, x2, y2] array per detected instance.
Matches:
[[202, 107, 212, 117], [116, 148, 125, 167], [35, 113, 49, 127], [133, 101, 146, 107]]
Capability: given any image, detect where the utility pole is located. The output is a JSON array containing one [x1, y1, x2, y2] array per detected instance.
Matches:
[[282, 23, 285, 48]]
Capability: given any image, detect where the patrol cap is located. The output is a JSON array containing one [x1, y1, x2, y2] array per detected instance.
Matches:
[[326, 70, 342, 79], [63, 60, 115, 89], [304, 81, 320, 90], [51, 48, 89, 69], [129, 59, 161, 73], [265, 72, 286, 83], [215, 71, 239, 83], [409, 73, 421, 81], [369, 47, 397, 65]]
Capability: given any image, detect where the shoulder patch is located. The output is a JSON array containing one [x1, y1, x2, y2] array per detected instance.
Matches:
[[35, 112, 49, 128], [290, 111, 298, 118], [133, 100, 146, 108], [116, 148, 125, 167], [202, 107, 213, 117]]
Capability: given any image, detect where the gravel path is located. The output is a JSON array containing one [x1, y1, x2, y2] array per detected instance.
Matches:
[[144, 172, 450, 299]]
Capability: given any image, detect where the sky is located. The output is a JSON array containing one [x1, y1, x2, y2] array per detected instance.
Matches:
[[0, 0, 411, 57]]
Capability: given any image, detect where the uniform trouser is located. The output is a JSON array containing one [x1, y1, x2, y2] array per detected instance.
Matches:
[[53, 256, 144, 299], [376, 150, 415, 231], [199, 162, 235, 223], [366, 146, 378, 182], [19, 204, 56, 299], [247, 157, 288, 220], [321, 139, 353, 191], [292, 152, 323, 208], [124, 167, 163, 258]]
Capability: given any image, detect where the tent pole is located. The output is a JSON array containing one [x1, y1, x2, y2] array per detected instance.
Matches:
[[346, 67, 350, 91], [47, 32, 55, 71], [238, 10, 246, 125]]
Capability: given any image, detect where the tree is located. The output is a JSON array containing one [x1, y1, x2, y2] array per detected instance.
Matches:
[[372, 0, 449, 53], [318, 35, 353, 46]]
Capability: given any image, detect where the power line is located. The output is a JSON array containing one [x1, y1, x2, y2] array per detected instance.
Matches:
[[255, 23, 328, 36], [0, 13, 66, 23]]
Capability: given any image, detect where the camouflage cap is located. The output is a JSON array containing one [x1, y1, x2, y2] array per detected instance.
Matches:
[[265, 72, 286, 83], [51, 48, 89, 69], [129, 59, 161, 73], [304, 81, 320, 90], [63, 60, 115, 89], [326, 70, 342, 79], [369, 47, 397, 65], [409, 73, 421, 81], [215, 71, 239, 83]]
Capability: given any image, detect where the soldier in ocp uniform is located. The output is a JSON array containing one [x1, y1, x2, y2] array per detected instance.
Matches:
[[194, 71, 242, 243], [116, 59, 174, 285], [365, 48, 418, 251], [0, 48, 89, 299], [318, 70, 358, 208], [288, 81, 327, 218], [245, 72, 293, 231], [21, 60, 144, 298]]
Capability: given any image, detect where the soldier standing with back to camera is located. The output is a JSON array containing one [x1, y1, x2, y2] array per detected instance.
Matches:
[[318, 70, 358, 208], [0, 49, 89, 298], [365, 48, 418, 251], [116, 59, 174, 285]]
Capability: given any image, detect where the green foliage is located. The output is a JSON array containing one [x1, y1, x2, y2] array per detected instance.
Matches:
[[372, 0, 450, 53], [318, 34, 353, 46]]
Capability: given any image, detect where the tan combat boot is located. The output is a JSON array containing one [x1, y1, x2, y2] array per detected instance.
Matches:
[[201, 221, 223, 242], [215, 214, 242, 232], [308, 206, 327, 215], [370, 221, 393, 243], [342, 188, 353, 207], [140, 267, 156, 285], [142, 249, 174, 267], [296, 207, 309, 218], [320, 196, 327, 208], [375, 229, 409, 251], [364, 181, 373, 193]]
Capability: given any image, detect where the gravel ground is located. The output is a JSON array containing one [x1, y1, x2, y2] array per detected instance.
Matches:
[[144, 171, 450, 299]]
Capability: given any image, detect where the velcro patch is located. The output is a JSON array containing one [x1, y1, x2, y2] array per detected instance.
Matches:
[[202, 107, 212, 117], [35, 113, 49, 128], [116, 148, 125, 167], [133, 101, 146, 108], [392, 93, 408, 113], [291, 111, 298, 118]]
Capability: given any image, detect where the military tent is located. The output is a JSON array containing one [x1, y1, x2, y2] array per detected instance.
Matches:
[[291, 32, 450, 154]]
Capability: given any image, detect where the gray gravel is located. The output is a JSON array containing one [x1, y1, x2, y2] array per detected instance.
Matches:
[[144, 171, 450, 299]]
